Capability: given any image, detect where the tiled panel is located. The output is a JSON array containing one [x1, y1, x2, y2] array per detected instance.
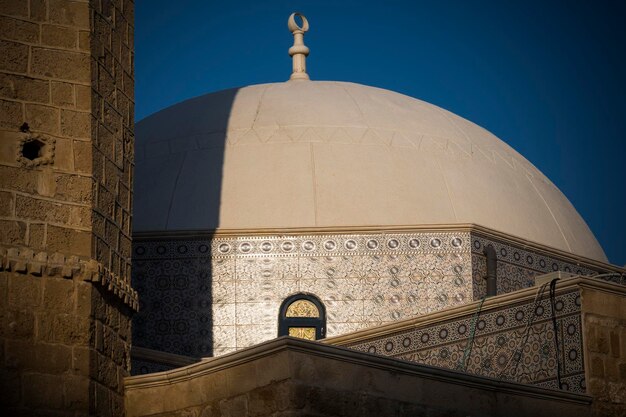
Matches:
[[132, 231, 472, 356], [470, 233, 604, 300], [346, 289, 585, 393]]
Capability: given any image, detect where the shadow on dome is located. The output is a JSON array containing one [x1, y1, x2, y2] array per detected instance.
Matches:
[[131, 88, 240, 363]]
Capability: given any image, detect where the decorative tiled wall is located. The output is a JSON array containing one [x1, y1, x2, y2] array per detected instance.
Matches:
[[470, 234, 602, 300], [132, 231, 472, 359], [346, 288, 586, 393], [132, 229, 616, 373]]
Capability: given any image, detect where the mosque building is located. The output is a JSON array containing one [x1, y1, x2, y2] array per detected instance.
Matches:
[[126, 13, 625, 416], [0, 3, 624, 416]]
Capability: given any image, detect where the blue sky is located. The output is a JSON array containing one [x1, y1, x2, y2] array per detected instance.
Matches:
[[135, 0, 625, 266]]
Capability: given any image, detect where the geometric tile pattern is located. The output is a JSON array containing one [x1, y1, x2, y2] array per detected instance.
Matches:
[[131, 228, 613, 371], [346, 288, 585, 393], [132, 231, 472, 358], [470, 233, 602, 300]]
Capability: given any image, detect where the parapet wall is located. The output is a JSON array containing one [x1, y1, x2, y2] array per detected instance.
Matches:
[[124, 337, 592, 417]]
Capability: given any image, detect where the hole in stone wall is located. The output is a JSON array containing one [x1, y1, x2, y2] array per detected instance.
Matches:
[[22, 139, 45, 160]]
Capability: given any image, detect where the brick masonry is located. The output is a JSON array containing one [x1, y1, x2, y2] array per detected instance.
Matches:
[[0, 0, 136, 415]]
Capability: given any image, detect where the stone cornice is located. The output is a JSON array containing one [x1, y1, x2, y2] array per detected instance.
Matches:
[[131, 346, 199, 367], [0, 244, 138, 310]]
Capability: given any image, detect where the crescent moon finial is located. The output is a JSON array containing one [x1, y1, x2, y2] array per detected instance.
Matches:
[[288, 13, 309, 33], [288, 13, 310, 80]]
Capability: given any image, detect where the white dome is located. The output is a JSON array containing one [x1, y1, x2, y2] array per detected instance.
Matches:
[[134, 81, 606, 262]]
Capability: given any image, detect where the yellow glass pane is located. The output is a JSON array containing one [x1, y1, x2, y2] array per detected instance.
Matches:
[[285, 299, 319, 317], [289, 327, 316, 340]]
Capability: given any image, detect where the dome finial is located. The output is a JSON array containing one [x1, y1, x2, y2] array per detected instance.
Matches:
[[288, 13, 310, 81]]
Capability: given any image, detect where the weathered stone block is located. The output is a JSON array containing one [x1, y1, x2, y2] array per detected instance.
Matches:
[[98, 65, 116, 103], [43, 276, 74, 312], [0, 15, 39, 43], [71, 345, 92, 376], [46, 224, 91, 257], [611, 330, 620, 359], [0, 131, 17, 164], [219, 394, 248, 417], [104, 220, 119, 250], [0, 219, 27, 245], [28, 222, 46, 249], [64, 374, 91, 410], [0, 39, 28, 73], [0, 73, 50, 103], [95, 377, 113, 417], [53, 313, 92, 345], [97, 354, 119, 390], [0, 367, 20, 407], [3, 338, 35, 369], [247, 384, 286, 417], [119, 234, 131, 259], [110, 394, 126, 417], [97, 184, 115, 218], [51, 80, 74, 107], [0, 165, 38, 194], [8, 274, 42, 309], [35, 166, 56, 197], [123, 70, 133, 98], [103, 101, 122, 136], [591, 355, 605, 378], [97, 121, 116, 160], [61, 108, 91, 138], [36, 310, 55, 342], [120, 44, 131, 72], [78, 29, 90, 51], [49, 0, 89, 29], [15, 194, 72, 224], [104, 156, 120, 191], [7, 340, 72, 374], [73, 139, 92, 173], [42, 23, 77, 49], [69, 204, 92, 228], [31, 47, 90, 82], [2, 309, 35, 339], [75, 83, 90, 110], [29, 0, 48, 22], [52, 136, 73, 170], [0, 191, 14, 216], [25, 103, 59, 134], [23, 373, 65, 409], [75, 280, 93, 317], [54, 173, 92, 204], [0, 98, 23, 129], [0, 0, 29, 17]]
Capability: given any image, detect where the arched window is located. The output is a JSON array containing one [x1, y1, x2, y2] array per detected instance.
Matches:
[[278, 294, 326, 340]]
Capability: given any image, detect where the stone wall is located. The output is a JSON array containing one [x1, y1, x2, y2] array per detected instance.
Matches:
[[0, 0, 136, 415], [124, 337, 592, 417], [0, 249, 134, 415], [90, 0, 134, 286], [581, 286, 626, 417], [1, 0, 93, 254]]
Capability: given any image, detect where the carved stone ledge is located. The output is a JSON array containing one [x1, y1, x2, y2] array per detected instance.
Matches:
[[0, 245, 138, 311]]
